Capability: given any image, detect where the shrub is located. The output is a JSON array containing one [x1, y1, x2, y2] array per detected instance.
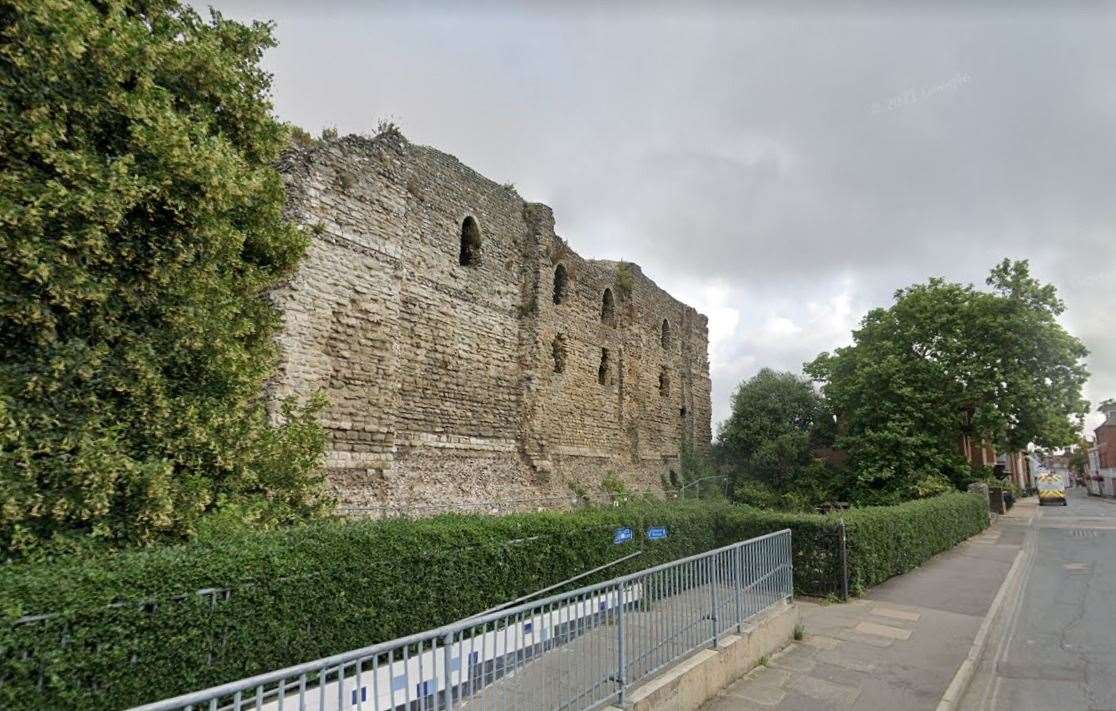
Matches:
[[0, 502, 765, 709], [840, 491, 988, 593], [615, 261, 635, 296], [0, 0, 326, 555], [0, 494, 987, 709], [731, 479, 811, 512]]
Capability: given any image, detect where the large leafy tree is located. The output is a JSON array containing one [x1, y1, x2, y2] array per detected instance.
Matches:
[[806, 259, 1089, 502], [717, 368, 837, 501], [0, 0, 326, 555]]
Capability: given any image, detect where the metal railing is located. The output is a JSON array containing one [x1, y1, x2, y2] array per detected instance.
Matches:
[[675, 475, 730, 499], [128, 530, 793, 711]]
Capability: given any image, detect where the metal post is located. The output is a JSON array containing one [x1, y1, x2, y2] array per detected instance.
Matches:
[[838, 519, 849, 602], [784, 532, 794, 602], [734, 545, 744, 633], [442, 633, 454, 711], [616, 583, 627, 704], [709, 555, 719, 648]]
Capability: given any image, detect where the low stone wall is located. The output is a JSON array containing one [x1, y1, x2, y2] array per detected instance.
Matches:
[[606, 602, 799, 711]]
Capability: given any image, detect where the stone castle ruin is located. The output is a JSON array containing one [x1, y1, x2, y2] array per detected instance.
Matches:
[[269, 131, 711, 513]]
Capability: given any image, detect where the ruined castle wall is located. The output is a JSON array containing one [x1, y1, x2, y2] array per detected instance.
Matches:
[[272, 133, 711, 512], [529, 250, 711, 492], [271, 137, 409, 495]]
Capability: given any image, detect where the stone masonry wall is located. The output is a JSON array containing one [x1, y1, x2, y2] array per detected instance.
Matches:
[[270, 132, 711, 513]]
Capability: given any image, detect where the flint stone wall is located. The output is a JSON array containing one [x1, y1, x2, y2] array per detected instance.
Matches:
[[269, 132, 711, 512]]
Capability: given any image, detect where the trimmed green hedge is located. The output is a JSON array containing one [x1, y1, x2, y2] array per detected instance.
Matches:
[[0, 494, 985, 709], [840, 491, 989, 593]]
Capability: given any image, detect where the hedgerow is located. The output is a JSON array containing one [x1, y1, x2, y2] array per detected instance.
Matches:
[[0, 494, 986, 709], [840, 491, 989, 593]]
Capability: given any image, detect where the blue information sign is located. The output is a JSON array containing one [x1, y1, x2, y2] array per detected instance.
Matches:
[[613, 527, 634, 544], [646, 526, 668, 541]]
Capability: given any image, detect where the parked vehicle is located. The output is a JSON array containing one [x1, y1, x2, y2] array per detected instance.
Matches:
[[1037, 473, 1067, 506]]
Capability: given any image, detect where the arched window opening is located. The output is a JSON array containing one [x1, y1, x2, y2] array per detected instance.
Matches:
[[597, 348, 610, 385], [553, 264, 568, 305], [552, 334, 567, 373], [659, 367, 670, 397], [601, 288, 616, 325], [661, 319, 672, 349], [459, 216, 481, 266]]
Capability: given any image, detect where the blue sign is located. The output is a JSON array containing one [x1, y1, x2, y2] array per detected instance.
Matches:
[[647, 526, 668, 541], [613, 527, 634, 544]]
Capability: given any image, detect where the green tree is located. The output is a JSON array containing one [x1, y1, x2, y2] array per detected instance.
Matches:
[[717, 368, 838, 505], [806, 259, 1089, 503], [1067, 439, 1090, 478], [0, 1, 327, 556]]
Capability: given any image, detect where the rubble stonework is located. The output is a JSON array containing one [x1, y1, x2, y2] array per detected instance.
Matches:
[[269, 132, 711, 512]]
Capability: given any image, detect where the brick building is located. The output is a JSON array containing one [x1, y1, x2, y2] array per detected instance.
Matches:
[[1095, 402, 1116, 469], [1086, 401, 1116, 497], [959, 434, 1032, 491]]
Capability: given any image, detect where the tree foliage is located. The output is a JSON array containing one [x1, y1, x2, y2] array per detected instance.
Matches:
[[806, 259, 1089, 502], [1067, 439, 1090, 477], [0, 0, 327, 556], [717, 368, 839, 506]]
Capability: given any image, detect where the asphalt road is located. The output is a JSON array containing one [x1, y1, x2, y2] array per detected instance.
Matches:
[[960, 486, 1116, 711]]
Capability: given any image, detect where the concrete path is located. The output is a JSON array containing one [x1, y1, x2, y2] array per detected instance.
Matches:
[[700, 500, 1033, 711], [959, 486, 1116, 711]]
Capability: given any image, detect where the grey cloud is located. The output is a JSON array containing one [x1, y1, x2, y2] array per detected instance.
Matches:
[[209, 2, 1116, 429]]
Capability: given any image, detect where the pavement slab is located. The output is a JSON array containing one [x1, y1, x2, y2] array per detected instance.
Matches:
[[870, 607, 922, 622], [786, 674, 860, 705], [723, 681, 787, 707], [814, 649, 877, 673], [800, 634, 839, 651], [768, 645, 817, 674], [829, 627, 895, 648], [854, 621, 912, 640], [742, 666, 793, 688]]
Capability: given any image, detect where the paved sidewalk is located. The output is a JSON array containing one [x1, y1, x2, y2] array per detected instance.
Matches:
[[701, 501, 1035, 711]]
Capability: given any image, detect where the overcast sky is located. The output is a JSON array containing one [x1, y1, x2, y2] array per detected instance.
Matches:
[[211, 2, 1115, 434]]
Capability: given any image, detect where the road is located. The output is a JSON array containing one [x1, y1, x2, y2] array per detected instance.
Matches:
[[960, 486, 1116, 711]]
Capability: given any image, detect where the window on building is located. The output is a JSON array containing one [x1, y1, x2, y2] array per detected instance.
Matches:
[[661, 319, 671, 349], [659, 367, 670, 397], [601, 288, 616, 325], [553, 264, 568, 304], [459, 216, 481, 266], [598, 348, 610, 385], [552, 334, 567, 373]]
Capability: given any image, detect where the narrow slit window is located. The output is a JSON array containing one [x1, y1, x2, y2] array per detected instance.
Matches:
[[659, 367, 670, 397], [459, 215, 481, 266], [553, 264, 568, 304], [661, 319, 671, 349], [601, 288, 615, 325], [597, 348, 610, 385]]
